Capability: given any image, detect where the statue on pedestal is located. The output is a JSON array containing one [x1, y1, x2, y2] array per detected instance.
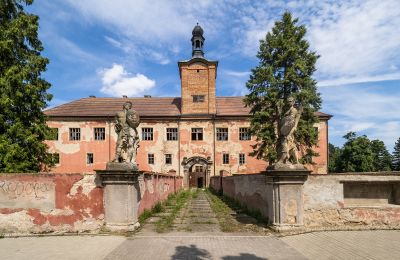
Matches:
[[109, 101, 140, 170], [273, 96, 306, 170]]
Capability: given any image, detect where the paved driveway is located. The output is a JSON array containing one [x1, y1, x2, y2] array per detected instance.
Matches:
[[1, 230, 400, 260]]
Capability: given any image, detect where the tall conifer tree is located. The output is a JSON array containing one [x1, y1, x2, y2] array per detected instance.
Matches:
[[393, 138, 400, 171], [0, 0, 52, 172], [244, 12, 321, 164]]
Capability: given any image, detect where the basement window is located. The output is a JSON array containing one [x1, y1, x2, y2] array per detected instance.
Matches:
[[94, 127, 105, 140], [239, 153, 246, 165], [52, 153, 60, 165], [165, 154, 172, 165], [148, 154, 154, 164], [192, 95, 205, 103], [216, 128, 228, 141], [87, 153, 94, 164], [223, 153, 230, 165], [191, 128, 203, 141], [69, 128, 81, 141]]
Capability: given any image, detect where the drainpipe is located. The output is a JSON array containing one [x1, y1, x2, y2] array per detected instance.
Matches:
[[108, 120, 111, 161], [213, 114, 216, 177], [178, 118, 181, 177]]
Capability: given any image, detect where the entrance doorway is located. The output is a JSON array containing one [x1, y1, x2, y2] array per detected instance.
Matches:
[[197, 177, 204, 188], [182, 156, 212, 188]]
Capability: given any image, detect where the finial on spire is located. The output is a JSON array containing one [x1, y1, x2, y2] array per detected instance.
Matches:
[[191, 23, 204, 58]]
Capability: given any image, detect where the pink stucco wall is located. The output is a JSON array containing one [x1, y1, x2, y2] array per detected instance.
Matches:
[[0, 172, 183, 234]]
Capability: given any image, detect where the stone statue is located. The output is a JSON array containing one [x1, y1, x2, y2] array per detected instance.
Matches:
[[112, 101, 140, 166], [273, 96, 305, 170]]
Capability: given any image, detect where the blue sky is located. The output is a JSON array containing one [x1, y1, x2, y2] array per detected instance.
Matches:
[[29, 0, 400, 150]]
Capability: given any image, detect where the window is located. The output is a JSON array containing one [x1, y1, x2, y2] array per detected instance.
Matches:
[[94, 127, 105, 140], [142, 128, 153, 141], [52, 153, 60, 164], [148, 154, 154, 164], [165, 154, 172, 165], [195, 165, 203, 172], [314, 127, 319, 139], [69, 128, 81, 141], [47, 128, 58, 140], [87, 153, 94, 164], [223, 153, 229, 164], [239, 153, 246, 165], [192, 95, 205, 103], [216, 128, 228, 141], [191, 128, 203, 141], [239, 127, 251, 141], [166, 128, 178, 141]]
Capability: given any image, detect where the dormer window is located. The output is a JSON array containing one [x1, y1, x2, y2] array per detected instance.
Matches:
[[193, 95, 205, 103]]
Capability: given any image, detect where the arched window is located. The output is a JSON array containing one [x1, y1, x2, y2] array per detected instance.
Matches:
[[196, 40, 200, 48]]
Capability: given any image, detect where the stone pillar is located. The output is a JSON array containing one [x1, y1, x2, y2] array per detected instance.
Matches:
[[266, 170, 309, 232], [96, 164, 141, 232]]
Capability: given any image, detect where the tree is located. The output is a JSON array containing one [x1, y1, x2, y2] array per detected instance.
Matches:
[[328, 143, 341, 173], [338, 132, 374, 172], [370, 139, 392, 171], [393, 137, 400, 171], [0, 0, 52, 172], [244, 12, 321, 164]]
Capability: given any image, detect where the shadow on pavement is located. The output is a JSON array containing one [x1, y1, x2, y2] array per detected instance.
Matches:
[[171, 244, 211, 259], [222, 254, 267, 260]]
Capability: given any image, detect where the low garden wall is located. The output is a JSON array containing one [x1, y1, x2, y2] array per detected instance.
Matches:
[[0, 172, 183, 235], [210, 172, 400, 231]]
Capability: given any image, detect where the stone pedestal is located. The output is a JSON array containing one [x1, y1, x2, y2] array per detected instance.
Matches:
[[266, 169, 309, 232], [96, 163, 141, 232]]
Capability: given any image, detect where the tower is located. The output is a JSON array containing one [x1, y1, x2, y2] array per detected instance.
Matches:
[[178, 24, 218, 115], [191, 23, 204, 58]]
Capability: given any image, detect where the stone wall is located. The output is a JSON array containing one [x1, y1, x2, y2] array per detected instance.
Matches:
[[210, 172, 400, 231], [138, 172, 183, 215], [0, 173, 103, 234], [0, 172, 183, 235], [303, 173, 400, 230]]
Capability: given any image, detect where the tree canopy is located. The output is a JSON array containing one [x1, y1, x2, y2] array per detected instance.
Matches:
[[244, 11, 321, 164], [0, 0, 53, 172], [329, 132, 392, 173], [393, 137, 400, 171]]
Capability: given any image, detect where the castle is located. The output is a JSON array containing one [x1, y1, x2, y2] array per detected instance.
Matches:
[[44, 24, 331, 187]]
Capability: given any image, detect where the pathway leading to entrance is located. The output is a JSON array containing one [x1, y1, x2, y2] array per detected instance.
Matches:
[[105, 189, 306, 259]]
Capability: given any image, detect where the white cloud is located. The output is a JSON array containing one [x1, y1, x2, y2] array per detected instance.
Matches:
[[318, 72, 400, 87], [223, 70, 250, 78], [99, 64, 155, 97], [308, 0, 400, 80], [321, 84, 400, 150]]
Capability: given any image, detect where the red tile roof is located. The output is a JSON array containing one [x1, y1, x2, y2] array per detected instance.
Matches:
[[44, 96, 332, 118]]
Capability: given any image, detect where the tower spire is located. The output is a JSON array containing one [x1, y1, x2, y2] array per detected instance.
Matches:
[[191, 23, 205, 58]]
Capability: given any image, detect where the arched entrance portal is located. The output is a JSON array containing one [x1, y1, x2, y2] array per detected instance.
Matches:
[[182, 156, 213, 188]]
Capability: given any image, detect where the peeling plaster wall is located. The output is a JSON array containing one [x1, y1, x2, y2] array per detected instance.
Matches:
[[46, 119, 329, 177], [0, 173, 104, 234], [303, 173, 400, 229], [211, 172, 400, 230], [137, 173, 184, 215]]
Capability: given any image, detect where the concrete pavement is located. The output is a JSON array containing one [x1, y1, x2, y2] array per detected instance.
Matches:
[[1, 231, 400, 259]]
